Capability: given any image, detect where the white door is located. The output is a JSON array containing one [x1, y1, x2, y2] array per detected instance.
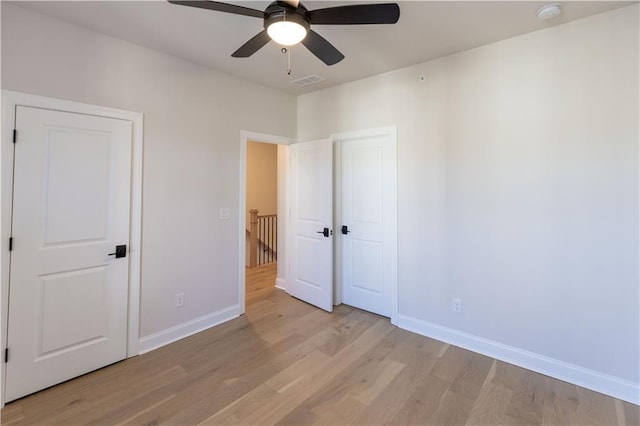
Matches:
[[340, 129, 397, 318], [288, 139, 333, 312], [5, 106, 132, 401]]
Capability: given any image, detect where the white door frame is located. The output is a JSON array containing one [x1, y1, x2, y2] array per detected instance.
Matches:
[[1, 91, 144, 406], [238, 131, 295, 314], [331, 126, 399, 325]]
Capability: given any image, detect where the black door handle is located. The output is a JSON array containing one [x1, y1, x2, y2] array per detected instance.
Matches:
[[316, 227, 330, 238], [108, 244, 127, 258], [341, 225, 350, 235]]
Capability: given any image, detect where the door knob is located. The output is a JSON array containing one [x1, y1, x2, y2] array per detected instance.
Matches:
[[341, 225, 350, 235], [316, 227, 330, 238], [108, 244, 127, 258]]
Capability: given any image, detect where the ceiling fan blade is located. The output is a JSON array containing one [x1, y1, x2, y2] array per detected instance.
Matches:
[[301, 30, 344, 66], [232, 30, 271, 58], [167, 1, 264, 18], [309, 3, 400, 25]]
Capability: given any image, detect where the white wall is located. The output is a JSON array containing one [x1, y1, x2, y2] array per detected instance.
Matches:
[[1, 4, 296, 342], [298, 5, 639, 400]]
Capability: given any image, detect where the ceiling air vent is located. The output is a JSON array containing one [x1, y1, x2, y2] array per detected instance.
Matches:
[[290, 75, 325, 87]]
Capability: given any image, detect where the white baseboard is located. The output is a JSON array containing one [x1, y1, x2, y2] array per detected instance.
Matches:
[[138, 305, 240, 355], [275, 277, 286, 291], [397, 314, 639, 405]]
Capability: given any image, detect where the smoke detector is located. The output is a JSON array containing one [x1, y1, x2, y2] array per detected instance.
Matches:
[[537, 3, 562, 20]]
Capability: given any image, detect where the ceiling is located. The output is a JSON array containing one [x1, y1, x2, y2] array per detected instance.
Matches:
[[11, 1, 635, 95]]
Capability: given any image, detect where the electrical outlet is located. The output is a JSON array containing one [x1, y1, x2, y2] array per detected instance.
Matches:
[[452, 298, 462, 313], [175, 292, 185, 308]]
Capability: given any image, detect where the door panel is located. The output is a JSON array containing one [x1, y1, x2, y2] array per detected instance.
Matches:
[[40, 267, 108, 355], [43, 129, 111, 244], [350, 240, 383, 294], [6, 106, 132, 401], [352, 147, 383, 223], [289, 139, 333, 312], [341, 131, 397, 318]]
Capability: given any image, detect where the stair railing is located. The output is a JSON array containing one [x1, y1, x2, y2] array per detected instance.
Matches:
[[249, 209, 277, 267]]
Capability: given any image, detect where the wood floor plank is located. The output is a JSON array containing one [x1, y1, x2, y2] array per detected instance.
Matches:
[[541, 376, 580, 426], [278, 327, 410, 425], [164, 331, 325, 425], [266, 350, 331, 393], [432, 345, 477, 383], [352, 358, 405, 405], [200, 382, 280, 425], [493, 360, 547, 425], [85, 388, 176, 426], [447, 347, 494, 401], [316, 308, 382, 357], [622, 399, 640, 426], [389, 374, 451, 425], [351, 350, 441, 424], [464, 381, 513, 425], [0, 402, 24, 425], [574, 386, 620, 426], [200, 351, 329, 425], [427, 390, 476, 426], [260, 308, 334, 345], [282, 356, 400, 425], [239, 319, 395, 425], [2, 263, 636, 426], [543, 396, 580, 426]]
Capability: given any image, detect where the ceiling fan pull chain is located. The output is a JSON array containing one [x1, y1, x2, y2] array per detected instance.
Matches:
[[283, 8, 291, 57]]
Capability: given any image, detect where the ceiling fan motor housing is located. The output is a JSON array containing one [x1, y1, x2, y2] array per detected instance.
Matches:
[[264, 1, 311, 33]]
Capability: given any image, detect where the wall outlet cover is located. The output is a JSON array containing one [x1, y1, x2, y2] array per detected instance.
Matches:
[[175, 292, 185, 308]]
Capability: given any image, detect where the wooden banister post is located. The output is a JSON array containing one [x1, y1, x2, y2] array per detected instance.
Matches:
[[249, 209, 259, 268]]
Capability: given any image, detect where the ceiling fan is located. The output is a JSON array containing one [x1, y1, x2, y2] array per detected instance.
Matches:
[[167, 0, 400, 65]]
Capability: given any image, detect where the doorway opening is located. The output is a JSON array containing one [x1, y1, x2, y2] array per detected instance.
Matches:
[[238, 131, 294, 315], [246, 141, 278, 269], [245, 141, 279, 306]]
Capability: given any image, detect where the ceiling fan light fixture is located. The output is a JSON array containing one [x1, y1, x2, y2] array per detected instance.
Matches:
[[267, 21, 307, 45], [264, 11, 310, 46]]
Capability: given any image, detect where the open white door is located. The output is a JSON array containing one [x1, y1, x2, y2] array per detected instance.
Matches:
[[288, 139, 333, 312], [5, 106, 132, 401]]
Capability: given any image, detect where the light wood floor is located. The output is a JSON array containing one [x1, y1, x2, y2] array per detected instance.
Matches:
[[2, 263, 638, 425]]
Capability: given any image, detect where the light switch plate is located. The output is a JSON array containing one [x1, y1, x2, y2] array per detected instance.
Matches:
[[219, 208, 231, 220]]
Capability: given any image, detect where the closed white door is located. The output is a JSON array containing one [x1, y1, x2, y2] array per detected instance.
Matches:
[[340, 130, 397, 318], [288, 139, 333, 312], [5, 106, 132, 401]]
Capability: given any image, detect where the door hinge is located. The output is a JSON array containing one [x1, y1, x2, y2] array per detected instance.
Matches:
[[9, 237, 12, 251], [4, 348, 8, 363], [12, 129, 17, 144]]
